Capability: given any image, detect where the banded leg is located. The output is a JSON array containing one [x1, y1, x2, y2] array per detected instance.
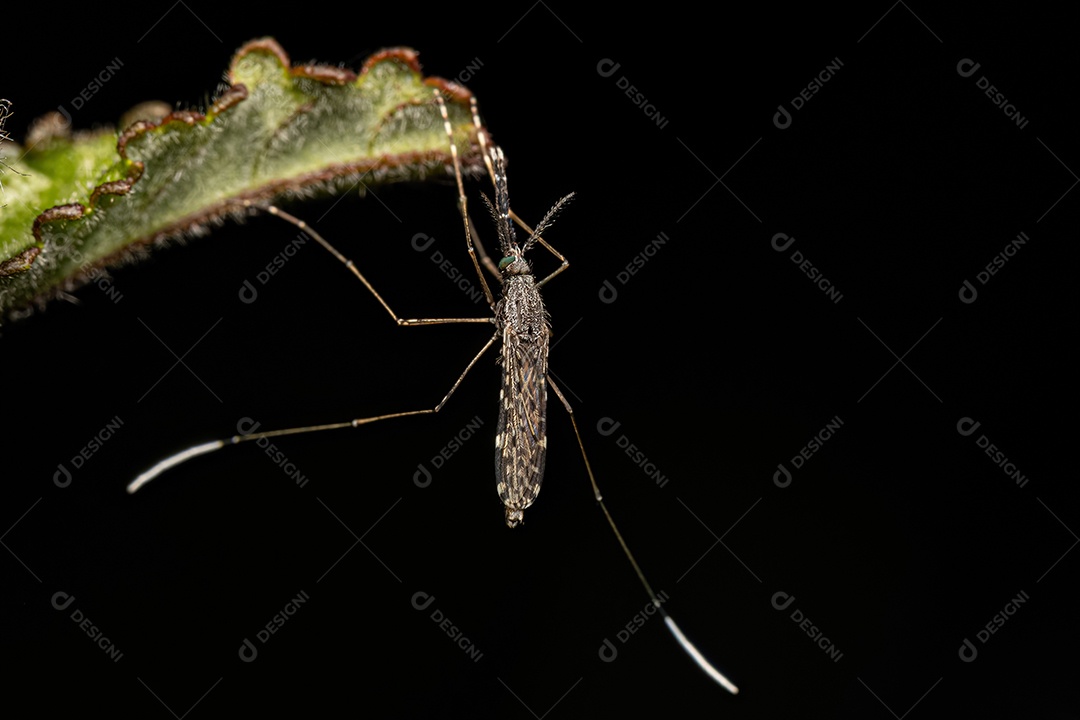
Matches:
[[434, 89, 498, 309], [462, 95, 503, 281], [465, 213, 502, 282], [254, 202, 494, 327], [547, 376, 739, 694], [128, 332, 499, 493]]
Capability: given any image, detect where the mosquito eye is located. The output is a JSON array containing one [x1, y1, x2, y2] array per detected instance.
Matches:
[[499, 256, 517, 270]]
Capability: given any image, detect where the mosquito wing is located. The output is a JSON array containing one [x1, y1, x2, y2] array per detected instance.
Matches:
[[495, 311, 549, 528]]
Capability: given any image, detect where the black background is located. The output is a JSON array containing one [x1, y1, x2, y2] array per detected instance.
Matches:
[[2, 4, 1076, 718]]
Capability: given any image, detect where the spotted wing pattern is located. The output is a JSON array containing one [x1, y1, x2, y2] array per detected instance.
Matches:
[[494, 276, 549, 527]]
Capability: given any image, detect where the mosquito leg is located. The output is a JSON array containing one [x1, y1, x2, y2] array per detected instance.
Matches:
[[253, 203, 492, 327], [546, 376, 739, 695], [128, 332, 500, 493], [470, 95, 496, 186], [434, 89, 498, 309], [462, 96, 503, 281], [466, 213, 502, 282]]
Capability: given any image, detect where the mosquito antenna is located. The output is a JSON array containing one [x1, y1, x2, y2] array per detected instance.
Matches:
[[524, 192, 574, 253]]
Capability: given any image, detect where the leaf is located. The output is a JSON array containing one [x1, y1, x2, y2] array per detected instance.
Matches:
[[0, 38, 486, 321]]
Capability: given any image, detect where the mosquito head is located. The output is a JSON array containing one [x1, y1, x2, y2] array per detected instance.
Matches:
[[498, 252, 533, 277], [481, 144, 573, 277]]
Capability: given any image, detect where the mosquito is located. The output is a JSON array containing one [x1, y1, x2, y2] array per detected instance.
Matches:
[[127, 88, 739, 694]]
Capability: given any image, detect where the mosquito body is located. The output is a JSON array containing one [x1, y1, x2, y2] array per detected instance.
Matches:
[[128, 87, 738, 694], [492, 229, 551, 528], [485, 144, 573, 528]]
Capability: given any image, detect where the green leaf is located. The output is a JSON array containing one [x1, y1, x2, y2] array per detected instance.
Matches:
[[0, 38, 486, 321]]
